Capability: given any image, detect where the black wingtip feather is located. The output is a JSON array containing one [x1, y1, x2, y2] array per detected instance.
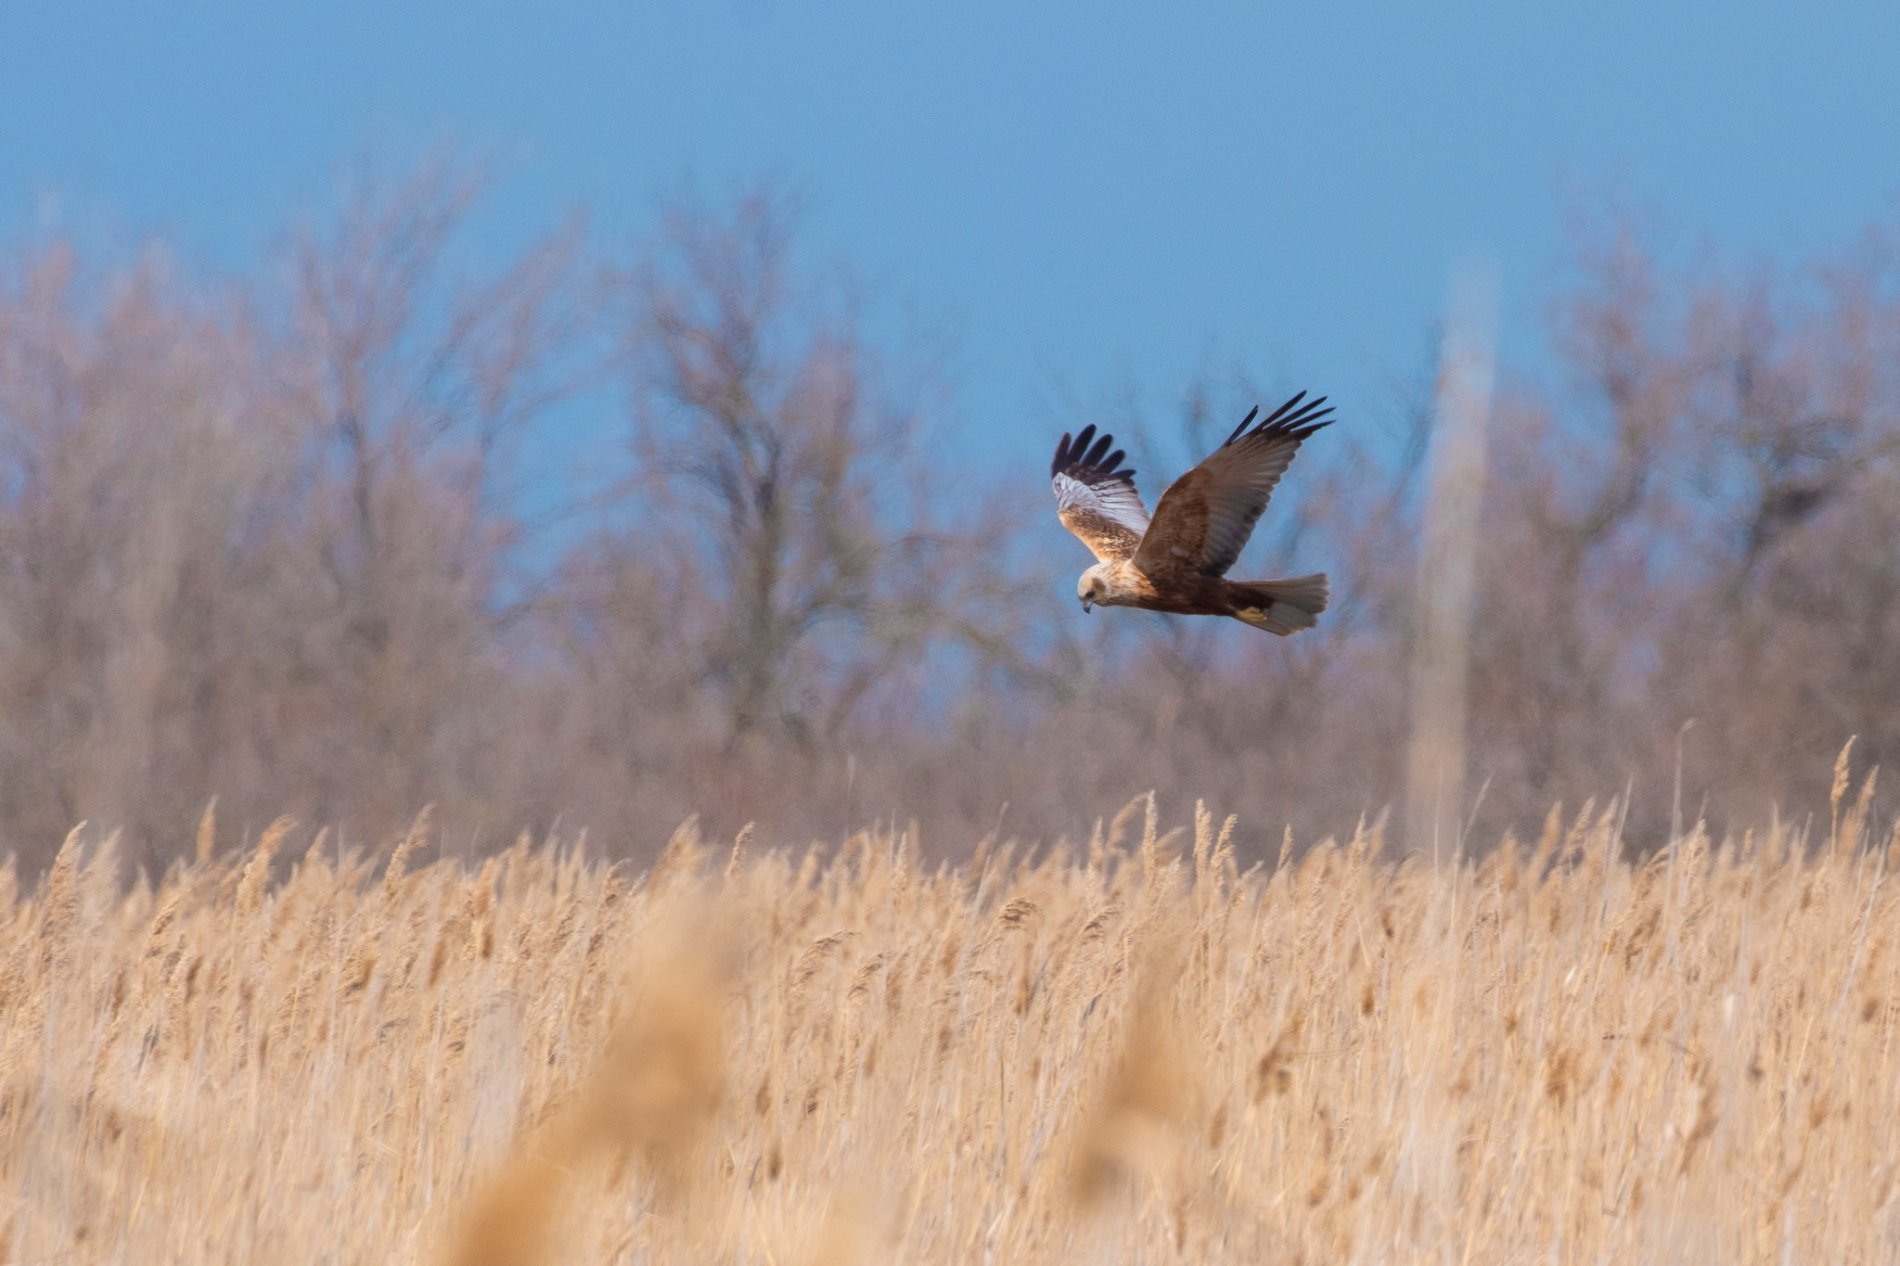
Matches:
[[1261, 390, 1310, 426], [1223, 391, 1338, 448], [1052, 424, 1138, 487], [1223, 405, 1261, 447]]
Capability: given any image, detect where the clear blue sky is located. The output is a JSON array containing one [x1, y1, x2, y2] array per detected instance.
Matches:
[[5, 2, 1900, 492]]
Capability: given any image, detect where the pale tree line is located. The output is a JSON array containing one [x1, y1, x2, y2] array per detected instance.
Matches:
[[0, 163, 1893, 870]]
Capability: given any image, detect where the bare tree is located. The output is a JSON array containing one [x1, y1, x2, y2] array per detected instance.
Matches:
[[278, 158, 591, 829], [0, 242, 307, 863], [602, 189, 1027, 754]]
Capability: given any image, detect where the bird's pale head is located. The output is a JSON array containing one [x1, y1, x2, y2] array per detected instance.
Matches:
[[1077, 564, 1108, 612]]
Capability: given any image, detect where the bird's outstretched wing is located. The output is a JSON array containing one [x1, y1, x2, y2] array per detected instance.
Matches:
[[1134, 392, 1334, 578], [1051, 424, 1150, 562]]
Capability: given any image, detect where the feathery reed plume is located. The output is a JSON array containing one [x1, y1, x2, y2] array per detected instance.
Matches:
[[194, 799, 217, 866], [383, 806, 434, 898], [1405, 262, 1495, 860], [233, 817, 294, 916], [442, 898, 732, 1266], [1067, 931, 1194, 1210]]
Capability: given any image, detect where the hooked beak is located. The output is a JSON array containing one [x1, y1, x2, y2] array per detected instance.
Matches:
[[1080, 596, 1094, 614]]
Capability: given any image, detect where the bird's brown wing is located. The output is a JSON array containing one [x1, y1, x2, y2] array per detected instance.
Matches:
[[1051, 424, 1151, 562], [1134, 392, 1334, 578]]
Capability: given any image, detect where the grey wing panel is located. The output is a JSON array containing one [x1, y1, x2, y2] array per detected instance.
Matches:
[[1051, 424, 1150, 560]]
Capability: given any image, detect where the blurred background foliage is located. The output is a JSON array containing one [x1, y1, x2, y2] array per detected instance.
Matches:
[[1, 160, 1895, 870]]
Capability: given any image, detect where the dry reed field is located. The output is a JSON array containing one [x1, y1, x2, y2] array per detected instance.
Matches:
[[5, 774, 1900, 1264]]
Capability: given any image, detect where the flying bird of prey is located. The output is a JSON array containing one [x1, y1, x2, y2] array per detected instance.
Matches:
[[1050, 392, 1334, 635]]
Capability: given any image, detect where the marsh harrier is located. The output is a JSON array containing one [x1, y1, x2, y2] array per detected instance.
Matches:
[[1050, 392, 1334, 634]]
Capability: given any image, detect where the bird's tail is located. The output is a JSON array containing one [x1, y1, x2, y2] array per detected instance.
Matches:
[[1224, 574, 1329, 636]]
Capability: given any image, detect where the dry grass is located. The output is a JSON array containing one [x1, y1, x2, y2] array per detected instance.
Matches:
[[4, 785, 1900, 1264]]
